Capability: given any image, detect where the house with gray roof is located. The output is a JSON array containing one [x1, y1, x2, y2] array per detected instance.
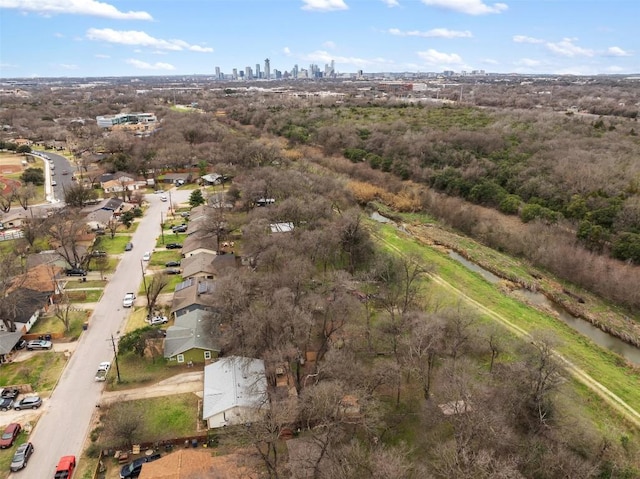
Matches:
[[182, 231, 219, 258], [0, 331, 24, 364], [202, 356, 268, 429], [164, 309, 220, 365], [181, 252, 238, 280], [170, 278, 217, 318]]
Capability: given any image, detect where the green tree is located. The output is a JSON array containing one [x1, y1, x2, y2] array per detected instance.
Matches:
[[189, 188, 205, 207], [612, 232, 640, 264], [16, 145, 31, 154], [20, 167, 45, 186], [120, 210, 135, 228]]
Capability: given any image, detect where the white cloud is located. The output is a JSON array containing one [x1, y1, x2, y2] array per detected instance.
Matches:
[[481, 58, 498, 65], [606, 65, 625, 72], [421, 0, 507, 15], [513, 35, 543, 44], [389, 28, 472, 38], [54, 32, 64, 38], [300, 50, 394, 68], [94, 54, 110, 59], [417, 49, 464, 66], [126, 59, 175, 71], [283, 47, 292, 56], [546, 38, 594, 57], [86, 29, 213, 52], [381, 0, 400, 6], [514, 58, 541, 67], [301, 0, 348, 11], [323, 41, 337, 49], [59, 63, 79, 70], [0, 0, 152, 20], [605, 46, 631, 57]]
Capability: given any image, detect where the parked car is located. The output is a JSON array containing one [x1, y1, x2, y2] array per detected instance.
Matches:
[[142, 251, 151, 261], [10, 442, 34, 471], [54, 455, 76, 479], [95, 362, 111, 382], [165, 261, 181, 267], [0, 423, 21, 448], [65, 268, 87, 277], [14, 339, 27, 350], [165, 243, 182, 249], [124, 242, 133, 251], [165, 268, 181, 275], [0, 388, 19, 400], [0, 398, 15, 411], [26, 340, 52, 350], [120, 453, 161, 479], [148, 315, 168, 325], [122, 293, 136, 308], [160, 195, 168, 202], [171, 225, 187, 233], [180, 212, 190, 218], [51, 180, 57, 186], [91, 250, 107, 257], [14, 396, 41, 410], [61, 170, 69, 175]]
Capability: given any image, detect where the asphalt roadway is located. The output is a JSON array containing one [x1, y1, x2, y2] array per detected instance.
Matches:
[[13, 188, 191, 478]]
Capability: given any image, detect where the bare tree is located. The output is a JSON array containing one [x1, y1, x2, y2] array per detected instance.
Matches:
[[15, 184, 37, 210], [144, 272, 170, 317], [0, 253, 27, 331], [48, 209, 90, 268], [0, 188, 16, 212], [53, 290, 74, 333]]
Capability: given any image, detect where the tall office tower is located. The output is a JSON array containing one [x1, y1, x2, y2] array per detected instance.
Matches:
[[255, 64, 261, 79], [264, 58, 270, 80], [293, 64, 299, 79], [215, 66, 221, 80], [330, 60, 335, 77], [232, 68, 238, 80], [245, 66, 253, 80]]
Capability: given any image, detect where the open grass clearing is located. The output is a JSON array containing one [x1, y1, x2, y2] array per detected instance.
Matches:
[[105, 351, 178, 390], [371, 221, 640, 412], [66, 288, 103, 303], [30, 310, 89, 338], [147, 248, 181, 266], [94, 234, 133, 254], [0, 351, 67, 393], [65, 279, 107, 290]]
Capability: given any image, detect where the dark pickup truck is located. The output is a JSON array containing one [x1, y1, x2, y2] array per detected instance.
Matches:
[[120, 453, 161, 478]]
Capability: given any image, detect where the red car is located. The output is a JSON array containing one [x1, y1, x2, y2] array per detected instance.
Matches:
[[54, 455, 76, 479], [0, 423, 21, 448]]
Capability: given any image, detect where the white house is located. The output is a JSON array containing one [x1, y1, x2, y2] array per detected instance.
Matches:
[[202, 356, 268, 429]]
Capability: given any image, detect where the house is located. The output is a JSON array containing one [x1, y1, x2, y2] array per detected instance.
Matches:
[[181, 252, 237, 280], [164, 309, 220, 364], [0, 331, 25, 364], [101, 177, 145, 194], [138, 449, 258, 479], [98, 172, 135, 189], [170, 278, 217, 318], [11, 263, 63, 295], [0, 288, 51, 333], [182, 231, 218, 258], [270, 222, 294, 233], [202, 356, 268, 429], [201, 173, 223, 186], [162, 173, 192, 185]]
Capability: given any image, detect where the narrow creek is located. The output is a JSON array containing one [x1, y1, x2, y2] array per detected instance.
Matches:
[[369, 211, 640, 366], [449, 252, 640, 366]]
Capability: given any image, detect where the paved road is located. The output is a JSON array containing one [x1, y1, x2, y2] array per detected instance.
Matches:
[[18, 187, 190, 478]]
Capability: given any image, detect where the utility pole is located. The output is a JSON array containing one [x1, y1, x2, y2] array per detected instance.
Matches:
[[160, 211, 165, 244], [110, 334, 121, 383], [140, 259, 148, 294]]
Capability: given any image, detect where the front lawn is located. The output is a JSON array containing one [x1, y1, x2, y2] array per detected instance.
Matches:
[[66, 289, 103, 303], [0, 351, 68, 392], [30, 310, 89, 338], [147, 249, 181, 266], [65, 280, 107, 290], [94, 235, 133, 254]]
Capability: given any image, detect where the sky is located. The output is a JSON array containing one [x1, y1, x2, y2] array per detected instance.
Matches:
[[0, 0, 638, 78]]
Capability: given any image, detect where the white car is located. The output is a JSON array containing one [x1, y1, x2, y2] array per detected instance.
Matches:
[[142, 251, 151, 261], [122, 292, 136, 308], [51, 180, 57, 186], [160, 195, 167, 202], [148, 315, 169, 325], [95, 361, 111, 381]]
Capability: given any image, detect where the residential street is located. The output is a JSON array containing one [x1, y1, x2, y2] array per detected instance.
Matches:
[[14, 188, 191, 478]]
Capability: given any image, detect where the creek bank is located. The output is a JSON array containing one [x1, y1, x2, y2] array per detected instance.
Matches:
[[369, 208, 640, 352]]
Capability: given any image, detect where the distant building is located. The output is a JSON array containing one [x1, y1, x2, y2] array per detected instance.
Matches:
[[95, 112, 157, 128]]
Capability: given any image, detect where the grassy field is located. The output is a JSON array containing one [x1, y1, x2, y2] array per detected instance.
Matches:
[[94, 234, 133, 254], [370, 221, 640, 412], [0, 351, 68, 392], [30, 310, 89, 338]]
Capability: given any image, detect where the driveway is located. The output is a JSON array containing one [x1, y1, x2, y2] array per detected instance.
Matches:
[[16, 187, 193, 478]]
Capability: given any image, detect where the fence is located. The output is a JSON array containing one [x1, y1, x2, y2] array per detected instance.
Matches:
[[0, 230, 24, 241]]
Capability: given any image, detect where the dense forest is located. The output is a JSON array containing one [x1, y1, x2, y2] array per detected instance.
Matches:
[[1, 78, 639, 478]]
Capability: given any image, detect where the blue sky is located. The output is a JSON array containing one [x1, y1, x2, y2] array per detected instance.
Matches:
[[0, 0, 637, 78]]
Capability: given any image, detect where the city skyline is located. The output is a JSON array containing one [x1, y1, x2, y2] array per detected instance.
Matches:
[[0, 0, 638, 79]]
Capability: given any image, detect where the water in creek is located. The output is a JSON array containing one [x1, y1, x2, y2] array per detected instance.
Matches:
[[448, 251, 640, 365]]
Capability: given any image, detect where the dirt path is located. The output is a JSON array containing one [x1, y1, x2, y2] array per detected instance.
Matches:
[[372, 226, 640, 429], [99, 371, 204, 405]]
